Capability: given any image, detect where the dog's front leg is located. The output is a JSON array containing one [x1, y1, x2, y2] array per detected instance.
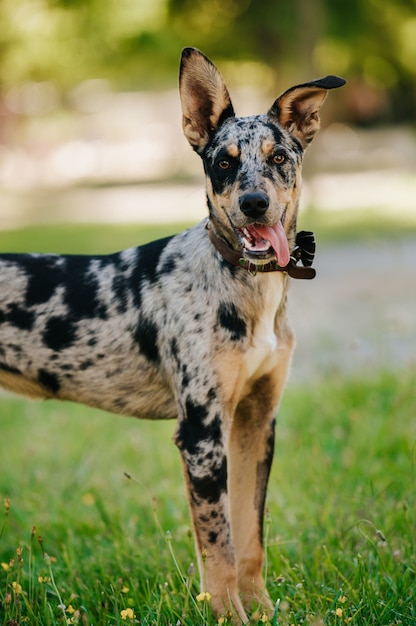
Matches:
[[228, 332, 294, 616], [174, 398, 248, 623], [228, 393, 276, 616]]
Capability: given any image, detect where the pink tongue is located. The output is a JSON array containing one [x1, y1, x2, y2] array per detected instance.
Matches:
[[252, 223, 290, 267]]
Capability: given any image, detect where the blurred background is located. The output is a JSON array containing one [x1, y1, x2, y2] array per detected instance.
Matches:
[[0, 0, 415, 380]]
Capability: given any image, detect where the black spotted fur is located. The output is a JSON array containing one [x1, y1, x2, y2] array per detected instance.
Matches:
[[0, 48, 345, 623]]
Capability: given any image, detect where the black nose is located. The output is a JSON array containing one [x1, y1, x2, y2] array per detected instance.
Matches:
[[239, 192, 269, 218]]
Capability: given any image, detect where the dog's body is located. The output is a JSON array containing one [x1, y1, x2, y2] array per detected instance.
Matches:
[[0, 49, 344, 622]]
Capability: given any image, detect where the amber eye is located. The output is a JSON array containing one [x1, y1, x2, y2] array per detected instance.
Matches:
[[217, 159, 231, 170], [272, 153, 285, 165]]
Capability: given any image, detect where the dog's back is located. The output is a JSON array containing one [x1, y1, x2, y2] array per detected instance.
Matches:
[[0, 238, 173, 415]]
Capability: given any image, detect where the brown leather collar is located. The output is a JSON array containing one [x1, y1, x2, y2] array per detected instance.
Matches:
[[206, 222, 316, 279]]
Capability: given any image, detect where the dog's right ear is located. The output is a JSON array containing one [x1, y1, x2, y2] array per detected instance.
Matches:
[[268, 75, 346, 148], [179, 47, 235, 154]]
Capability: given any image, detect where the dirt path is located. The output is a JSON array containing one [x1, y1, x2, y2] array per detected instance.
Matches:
[[289, 237, 416, 381]]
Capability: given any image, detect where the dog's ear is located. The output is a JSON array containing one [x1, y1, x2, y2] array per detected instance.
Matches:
[[179, 47, 235, 153], [268, 76, 346, 148]]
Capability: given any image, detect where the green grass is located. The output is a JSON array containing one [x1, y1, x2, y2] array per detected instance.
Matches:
[[0, 223, 191, 255], [0, 371, 415, 625], [301, 207, 416, 244], [0, 205, 415, 256]]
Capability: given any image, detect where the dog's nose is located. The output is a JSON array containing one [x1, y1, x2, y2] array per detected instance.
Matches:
[[239, 192, 269, 218]]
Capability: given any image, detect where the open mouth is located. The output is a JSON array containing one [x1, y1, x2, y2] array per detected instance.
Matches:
[[235, 218, 290, 267]]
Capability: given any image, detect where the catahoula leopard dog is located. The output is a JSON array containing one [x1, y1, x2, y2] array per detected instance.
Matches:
[[0, 48, 345, 622]]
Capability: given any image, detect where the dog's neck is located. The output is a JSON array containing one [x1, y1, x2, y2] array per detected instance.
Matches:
[[206, 221, 316, 279]]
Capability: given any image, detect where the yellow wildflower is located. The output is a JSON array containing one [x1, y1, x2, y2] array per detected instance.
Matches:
[[335, 607, 343, 618], [120, 608, 136, 620], [12, 581, 22, 594], [260, 615, 269, 623], [38, 575, 50, 583], [121, 586, 130, 593], [67, 605, 75, 614], [82, 493, 95, 506], [196, 591, 212, 602], [1, 562, 10, 572]]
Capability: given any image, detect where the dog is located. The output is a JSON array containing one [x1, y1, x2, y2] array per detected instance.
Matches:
[[0, 48, 345, 622]]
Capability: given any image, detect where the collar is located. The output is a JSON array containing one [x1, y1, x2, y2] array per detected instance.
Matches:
[[206, 222, 316, 279]]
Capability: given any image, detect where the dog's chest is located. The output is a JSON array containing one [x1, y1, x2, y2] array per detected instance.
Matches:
[[244, 276, 284, 381]]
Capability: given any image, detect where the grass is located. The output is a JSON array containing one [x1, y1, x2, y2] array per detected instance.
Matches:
[[0, 223, 190, 255], [0, 205, 415, 256], [0, 370, 415, 625]]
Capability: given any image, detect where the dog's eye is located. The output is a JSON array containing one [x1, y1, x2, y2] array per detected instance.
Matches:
[[272, 153, 285, 165], [217, 159, 231, 170]]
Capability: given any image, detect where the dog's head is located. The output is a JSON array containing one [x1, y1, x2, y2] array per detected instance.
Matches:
[[179, 47, 345, 267]]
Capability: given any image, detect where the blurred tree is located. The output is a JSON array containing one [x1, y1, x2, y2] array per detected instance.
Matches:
[[169, 0, 416, 123], [320, 0, 416, 122], [169, 0, 318, 81], [0, 0, 175, 88], [0, 0, 415, 122]]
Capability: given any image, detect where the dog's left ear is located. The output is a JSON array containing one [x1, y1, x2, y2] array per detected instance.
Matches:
[[268, 76, 346, 148], [179, 47, 235, 154]]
